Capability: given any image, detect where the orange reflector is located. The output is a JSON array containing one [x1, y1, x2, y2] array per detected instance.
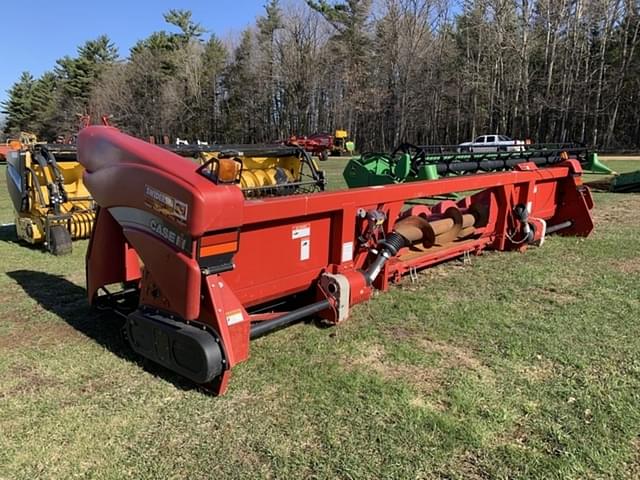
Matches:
[[199, 230, 240, 257], [8, 140, 21, 150], [200, 241, 238, 257], [218, 158, 241, 183]]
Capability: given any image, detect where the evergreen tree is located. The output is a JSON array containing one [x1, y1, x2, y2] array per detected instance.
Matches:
[[54, 35, 118, 132], [1, 72, 36, 134], [56, 35, 118, 106], [31, 72, 58, 140], [257, 0, 282, 40], [164, 9, 205, 42]]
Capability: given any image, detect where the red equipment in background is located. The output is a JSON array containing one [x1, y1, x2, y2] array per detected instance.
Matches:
[[286, 132, 334, 160], [78, 126, 594, 395], [0, 144, 14, 162], [1, 138, 25, 162]]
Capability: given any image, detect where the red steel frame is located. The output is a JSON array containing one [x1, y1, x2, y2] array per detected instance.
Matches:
[[78, 127, 594, 395]]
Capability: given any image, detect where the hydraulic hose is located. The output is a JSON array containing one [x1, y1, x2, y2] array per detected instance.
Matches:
[[362, 232, 408, 285]]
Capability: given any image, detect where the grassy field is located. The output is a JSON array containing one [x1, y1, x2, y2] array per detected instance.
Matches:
[[0, 158, 639, 479]]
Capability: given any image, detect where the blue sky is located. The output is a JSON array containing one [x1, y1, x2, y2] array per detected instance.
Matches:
[[0, 0, 268, 105]]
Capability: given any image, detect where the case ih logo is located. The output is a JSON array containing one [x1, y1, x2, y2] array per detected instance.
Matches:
[[149, 218, 188, 251]]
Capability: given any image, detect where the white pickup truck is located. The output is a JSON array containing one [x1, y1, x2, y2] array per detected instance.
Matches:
[[458, 135, 525, 153]]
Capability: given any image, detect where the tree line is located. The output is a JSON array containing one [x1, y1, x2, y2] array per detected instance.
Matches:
[[2, 0, 639, 151]]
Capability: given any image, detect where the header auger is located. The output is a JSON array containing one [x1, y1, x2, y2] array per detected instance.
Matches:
[[78, 126, 594, 395], [164, 143, 326, 198]]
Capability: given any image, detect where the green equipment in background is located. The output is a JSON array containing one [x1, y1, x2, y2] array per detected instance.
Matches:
[[343, 143, 614, 188], [610, 170, 640, 193]]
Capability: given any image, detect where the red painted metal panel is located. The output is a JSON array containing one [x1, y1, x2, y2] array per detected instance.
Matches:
[[222, 215, 332, 306], [79, 126, 245, 238], [85, 208, 141, 302]]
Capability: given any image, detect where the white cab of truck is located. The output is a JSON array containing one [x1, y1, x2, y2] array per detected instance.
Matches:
[[458, 135, 525, 153]]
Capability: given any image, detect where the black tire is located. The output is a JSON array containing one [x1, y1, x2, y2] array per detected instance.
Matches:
[[319, 150, 328, 161], [49, 225, 72, 255]]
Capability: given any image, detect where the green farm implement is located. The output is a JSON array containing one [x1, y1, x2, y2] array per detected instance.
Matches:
[[610, 170, 640, 193], [344, 143, 613, 188]]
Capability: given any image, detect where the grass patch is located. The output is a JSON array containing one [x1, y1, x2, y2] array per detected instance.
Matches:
[[0, 160, 639, 478]]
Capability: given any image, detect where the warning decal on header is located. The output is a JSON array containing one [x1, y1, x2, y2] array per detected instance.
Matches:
[[292, 224, 311, 239]]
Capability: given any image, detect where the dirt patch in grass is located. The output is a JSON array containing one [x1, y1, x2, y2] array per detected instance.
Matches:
[[532, 286, 578, 305], [348, 343, 443, 392], [386, 325, 417, 340], [417, 261, 471, 281], [0, 281, 85, 351], [592, 194, 640, 227], [0, 321, 81, 351], [344, 338, 492, 399], [446, 450, 490, 479], [418, 337, 488, 373], [402, 261, 481, 302], [613, 257, 640, 274], [625, 437, 640, 479], [0, 364, 63, 397], [518, 358, 556, 383], [490, 421, 536, 458]]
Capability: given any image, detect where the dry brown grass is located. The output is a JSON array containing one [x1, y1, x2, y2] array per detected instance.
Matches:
[[343, 337, 493, 400], [592, 194, 640, 226]]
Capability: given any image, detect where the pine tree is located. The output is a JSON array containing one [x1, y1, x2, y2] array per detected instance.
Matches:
[[1, 72, 36, 134], [56, 36, 118, 106], [164, 9, 205, 42], [54, 35, 118, 132], [31, 72, 58, 140]]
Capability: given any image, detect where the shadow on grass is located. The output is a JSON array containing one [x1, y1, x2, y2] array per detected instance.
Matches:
[[0, 224, 46, 253], [7, 269, 198, 393], [0, 224, 18, 243]]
